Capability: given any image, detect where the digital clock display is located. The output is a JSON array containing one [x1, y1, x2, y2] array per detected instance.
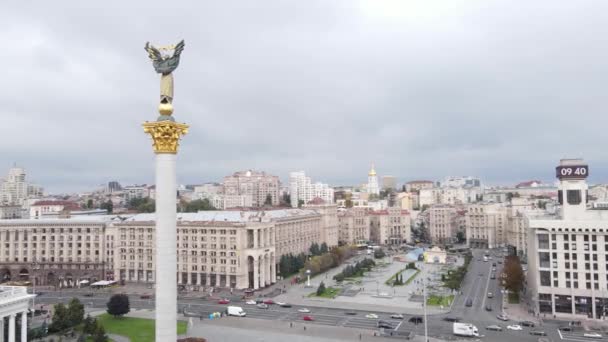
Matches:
[[556, 165, 589, 179]]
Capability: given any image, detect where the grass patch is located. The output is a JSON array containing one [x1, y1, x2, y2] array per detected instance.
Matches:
[[308, 287, 340, 298], [385, 268, 407, 286], [404, 270, 421, 285], [508, 292, 520, 304], [96, 313, 187, 342], [427, 294, 454, 306]]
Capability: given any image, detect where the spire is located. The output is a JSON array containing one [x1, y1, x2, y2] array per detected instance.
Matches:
[[368, 163, 377, 177]]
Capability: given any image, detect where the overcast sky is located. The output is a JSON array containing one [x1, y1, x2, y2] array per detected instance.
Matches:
[[2, 1, 607, 193]]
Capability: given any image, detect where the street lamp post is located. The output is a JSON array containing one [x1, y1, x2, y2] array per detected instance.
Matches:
[[306, 270, 311, 287]]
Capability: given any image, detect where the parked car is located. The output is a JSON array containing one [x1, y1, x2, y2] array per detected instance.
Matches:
[[245, 300, 257, 305], [218, 299, 230, 304], [303, 315, 314, 321], [496, 314, 509, 321], [443, 317, 461, 322], [530, 330, 547, 336], [486, 325, 502, 331], [257, 303, 269, 309], [298, 308, 311, 313], [583, 332, 603, 339], [520, 321, 536, 327], [409, 316, 423, 324], [390, 314, 404, 319], [507, 325, 523, 331], [366, 313, 379, 319]]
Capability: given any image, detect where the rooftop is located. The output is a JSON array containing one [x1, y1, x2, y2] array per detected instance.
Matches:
[[125, 209, 320, 223]]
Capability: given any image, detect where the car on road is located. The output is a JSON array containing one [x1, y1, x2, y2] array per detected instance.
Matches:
[[345, 311, 357, 315], [263, 299, 275, 305], [558, 326, 573, 332], [485, 304, 492, 311], [257, 303, 269, 309], [492, 267, 497, 272], [486, 325, 502, 331], [496, 314, 509, 321], [478, 272, 484, 276], [443, 317, 461, 322], [218, 299, 230, 304], [390, 314, 404, 319], [279, 303, 292, 308], [245, 300, 257, 305], [520, 321, 536, 327], [276, 301, 286, 306], [465, 299, 473, 307], [583, 332, 603, 339], [492, 262, 497, 266], [498, 260, 503, 264], [487, 292, 493, 298], [140, 294, 152, 299], [302, 315, 314, 321], [507, 325, 523, 331], [366, 313, 379, 319], [377, 321, 394, 329], [84, 293, 94, 297], [530, 330, 547, 336], [491, 274, 496, 279], [409, 316, 423, 324], [298, 308, 311, 313]]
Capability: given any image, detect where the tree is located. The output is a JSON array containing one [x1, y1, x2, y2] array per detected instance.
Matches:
[[316, 282, 326, 296], [83, 315, 96, 335], [281, 193, 291, 206], [309, 243, 321, 256], [106, 294, 130, 318], [183, 199, 216, 212], [92, 322, 108, 342], [264, 193, 273, 206], [128, 197, 155, 213], [100, 201, 113, 214], [320, 243, 328, 254], [502, 256, 524, 293], [456, 231, 466, 243], [298, 199, 304, 208], [67, 298, 85, 327], [86, 199, 93, 209], [49, 303, 69, 332]]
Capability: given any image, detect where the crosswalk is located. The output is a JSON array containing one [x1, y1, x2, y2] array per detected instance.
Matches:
[[559, 330, 608, 342]]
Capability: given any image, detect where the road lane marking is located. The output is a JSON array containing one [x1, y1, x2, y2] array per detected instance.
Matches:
[[481, 264, 492, 309]]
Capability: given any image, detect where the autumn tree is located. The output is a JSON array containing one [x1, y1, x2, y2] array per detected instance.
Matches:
[[502, 255, 524, 293]]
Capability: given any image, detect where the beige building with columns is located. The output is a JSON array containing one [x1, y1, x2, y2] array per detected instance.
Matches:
[[0, 286, 34, 342], [369, 208, 411, 245], [338, 208, 370, 245]]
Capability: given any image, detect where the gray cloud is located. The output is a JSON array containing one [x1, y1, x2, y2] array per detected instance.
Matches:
[[2, 1, 607, 192]]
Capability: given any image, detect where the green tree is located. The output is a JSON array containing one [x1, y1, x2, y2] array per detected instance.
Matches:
[[83, 315, 96, 335], [320, 242, 328, 254], [297, 199, 304, 208], [86, 199, 93, 209], [264, 193, 273, 206], [183, 199, 216, 212], [128, 197, 155, 213], [49, 303, 69, 332], [92, 322, 108, 342], [100, 201, 113, 214], [456, 231, 466, 243], [67, 298, 85, 327], [309, 243, 321, 256], [106, 294, 130, 318], [502, 256, 524, 293], [281, 193, 291, 206], [316, 282, 326, 296]]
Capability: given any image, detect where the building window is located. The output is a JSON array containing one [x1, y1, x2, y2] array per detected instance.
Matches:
[[540, 271, 551, 286], [567, 190, 582, 205], [538, 234, 549, 249]]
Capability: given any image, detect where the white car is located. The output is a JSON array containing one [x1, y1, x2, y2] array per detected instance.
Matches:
[[276, 301, 286, 306], [390, 314, 404, 319], [245, 300, 256, 305], [507, 324, 522, 331], [583, 332, 602, 339], [496, 313, 509, 321], [366, 313, 379, 319], [298, 308, 311, 313]]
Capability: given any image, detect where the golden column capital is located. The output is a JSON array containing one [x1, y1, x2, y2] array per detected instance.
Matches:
[[143, 121, 189, 154]]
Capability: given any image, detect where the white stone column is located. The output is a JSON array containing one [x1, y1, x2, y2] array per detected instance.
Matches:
[[253, 257, 259, 289], [8, 314, 14, 342], [20, 312, 26, 342], [271, 255, 277, 283], [253, 230, 258, 248], [155, 153, 177, 342], [260, 257, 266, 287]]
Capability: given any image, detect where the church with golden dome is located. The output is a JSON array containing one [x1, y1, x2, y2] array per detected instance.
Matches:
[[366, 163, 380, 195]]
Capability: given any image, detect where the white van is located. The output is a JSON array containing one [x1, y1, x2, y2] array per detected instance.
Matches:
[[227, 306, 246, 317]]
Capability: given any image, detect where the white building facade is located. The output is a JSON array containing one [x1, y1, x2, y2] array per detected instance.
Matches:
[[289, 171, 333, 208]]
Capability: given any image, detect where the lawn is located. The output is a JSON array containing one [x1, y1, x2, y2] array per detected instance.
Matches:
[[508, 292, 520, 304], [426, 294, 454, 306], [308, 287, 340, 298], [96, 314, 187, 342], [404, 270, 420, 285]]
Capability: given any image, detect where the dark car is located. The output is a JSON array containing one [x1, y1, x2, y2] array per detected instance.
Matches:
[[558, 326, 573, 332], [443, 317, 461, 322], [492, 262, 497, 266], [409, 316, 423, 324], [491, 274, 496, 279], [529, 330, 547, 336], [520, 321, 536, 327], [140, 294, 152, 299], [378, 321, 395, 329], [345, 311, 357, 316], [485, 304, 492, 311], [279, 303, 292, 308], [84, 293, 94, 297], [465, 299, 473, 307]]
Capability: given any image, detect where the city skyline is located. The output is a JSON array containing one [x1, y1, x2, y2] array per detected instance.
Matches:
[[3, 1, 608, 193]]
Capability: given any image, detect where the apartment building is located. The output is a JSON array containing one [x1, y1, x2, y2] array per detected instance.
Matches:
[[405, 180, 434, 193], [223, 170, 280, 207], [527, 159, 608, 320], [305, 200, 339, 248], [428, 205, 458, 244], [369, 208, 411, 245], [289, 171, 333, 208], [338, 208, 370, 245], [465, 203, 507, 249]]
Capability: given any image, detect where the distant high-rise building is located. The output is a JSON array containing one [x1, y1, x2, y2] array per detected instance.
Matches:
[[381, 176, 397, 190], [289, 171, 333, 208], [0, 166, 42, 205], [223, 170, 280, 207], [366, 164, 380, 196]]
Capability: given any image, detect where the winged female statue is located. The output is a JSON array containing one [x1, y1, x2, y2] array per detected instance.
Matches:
[[144, 40, 185, 117]]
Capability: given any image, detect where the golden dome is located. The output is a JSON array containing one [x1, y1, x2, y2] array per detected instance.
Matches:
[[369, 163, 377, 176], [158, 102, 174, 116]]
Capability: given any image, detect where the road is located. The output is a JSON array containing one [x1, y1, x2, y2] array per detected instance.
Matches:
[[35, 248, 608, 342]]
